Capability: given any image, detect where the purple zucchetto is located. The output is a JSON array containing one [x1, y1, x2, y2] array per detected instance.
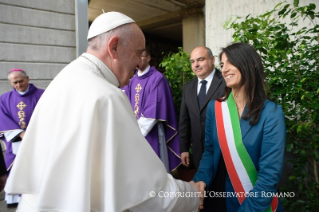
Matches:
[[9, 69, 25, 73]]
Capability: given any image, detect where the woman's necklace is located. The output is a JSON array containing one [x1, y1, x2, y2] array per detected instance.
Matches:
[[235, 101, 245, 117], [233, 90, 246, 117]]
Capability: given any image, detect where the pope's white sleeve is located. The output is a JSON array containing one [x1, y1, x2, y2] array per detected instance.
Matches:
[[137, 117, 158, 137], [4, 130, 24, 142], [129, 174, 199, 212]]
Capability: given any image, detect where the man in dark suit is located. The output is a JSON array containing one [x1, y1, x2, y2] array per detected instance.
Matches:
[[179, 46, 225, 169], [179, 46, 225, 211]]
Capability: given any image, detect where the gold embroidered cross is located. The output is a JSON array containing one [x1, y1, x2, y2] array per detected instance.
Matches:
[[18, 111, 25, 118], [135, 83, 142, 93], [17, 101, 27, 110]]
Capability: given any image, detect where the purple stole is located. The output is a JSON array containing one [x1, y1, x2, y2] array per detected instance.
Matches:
[[124, 67, 181, 171], [0, 84, 44, 173]]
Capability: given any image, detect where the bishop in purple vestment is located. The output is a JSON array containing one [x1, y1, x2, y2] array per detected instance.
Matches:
[[123, 50, 181, 172], [0, 69, 44, 207]]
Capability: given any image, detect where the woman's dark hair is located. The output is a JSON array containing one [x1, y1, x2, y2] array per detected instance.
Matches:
[[219, 42, 267, 126]]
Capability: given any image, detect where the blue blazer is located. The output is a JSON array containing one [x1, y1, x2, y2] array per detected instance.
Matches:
[[193, 99, 286, 212]]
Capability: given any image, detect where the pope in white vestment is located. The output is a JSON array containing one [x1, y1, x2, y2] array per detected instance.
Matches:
[[5, 12, 200, 212]]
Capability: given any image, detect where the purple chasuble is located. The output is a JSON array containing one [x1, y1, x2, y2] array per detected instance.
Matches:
[[124, 67, 181, 171], [0, 84, 44, 174]]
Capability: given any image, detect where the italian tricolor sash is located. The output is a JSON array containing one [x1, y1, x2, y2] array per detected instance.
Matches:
[[215, 93, 278, 212]]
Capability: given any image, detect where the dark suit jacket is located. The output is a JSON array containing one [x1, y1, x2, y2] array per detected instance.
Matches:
[[179, 70, 225, 168]]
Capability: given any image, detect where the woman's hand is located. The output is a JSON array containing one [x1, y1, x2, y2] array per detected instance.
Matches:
[[190, 181, 206, 211]]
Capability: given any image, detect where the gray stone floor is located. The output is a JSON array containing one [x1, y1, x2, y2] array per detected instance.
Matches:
[[0, 190, 16, 212]]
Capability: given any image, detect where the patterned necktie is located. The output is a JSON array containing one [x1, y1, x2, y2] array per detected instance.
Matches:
[[198, 80, 207, 109]]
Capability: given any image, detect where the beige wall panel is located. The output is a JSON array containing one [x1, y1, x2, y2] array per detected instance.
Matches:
[[0, 63, 66, 79], [0, 44, 76, 63], [26, 80, 51, 90], [205, 0, 317, 63], [0, 0, 76, 95], [0, 80, 14, 93], [183, 14, 205, 54], [0, 24, 75, 47], [0, 4, 75, 30], [0, 0, 75, 14]]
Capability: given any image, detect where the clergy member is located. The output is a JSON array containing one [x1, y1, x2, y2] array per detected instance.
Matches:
[[122, 50, 180, 172], [0, 69, 44, 208], [5, 12, 201, 212]]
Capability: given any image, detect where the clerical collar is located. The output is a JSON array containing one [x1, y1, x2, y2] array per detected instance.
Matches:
[[17, 85, 30, 95], [137, 65, 150, 77]]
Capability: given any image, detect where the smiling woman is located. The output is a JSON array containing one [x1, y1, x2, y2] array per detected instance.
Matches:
[[220, 54, 241, 89], [192, 43, 287, 212], [219, 43, 266, 125]]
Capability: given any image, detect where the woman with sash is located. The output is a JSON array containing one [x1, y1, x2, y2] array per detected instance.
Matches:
[[192, 43, 286, 212]]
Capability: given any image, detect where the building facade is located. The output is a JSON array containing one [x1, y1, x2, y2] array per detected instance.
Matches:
[[0, 0, 316, 93]]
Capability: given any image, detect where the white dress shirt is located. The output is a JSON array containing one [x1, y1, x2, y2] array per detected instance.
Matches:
[[197, 69, 216, 94]]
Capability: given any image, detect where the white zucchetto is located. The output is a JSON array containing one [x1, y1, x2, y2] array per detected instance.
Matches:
[[87, 11, 135, 40]]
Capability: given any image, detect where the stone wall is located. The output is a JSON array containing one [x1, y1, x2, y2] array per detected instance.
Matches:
[[0, 0, 76, 94], [182, 13, 205, 54]]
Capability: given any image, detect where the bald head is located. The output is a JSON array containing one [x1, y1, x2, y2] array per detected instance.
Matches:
[[191, 46, 213, 58], [190, 46, 215, 79]]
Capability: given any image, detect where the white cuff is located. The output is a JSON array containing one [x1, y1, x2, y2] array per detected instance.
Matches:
[[4, 130, 24, 142], [138, 117, 158, 137]]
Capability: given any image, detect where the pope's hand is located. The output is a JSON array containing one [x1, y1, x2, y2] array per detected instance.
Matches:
[[19, 131, 25, 139]]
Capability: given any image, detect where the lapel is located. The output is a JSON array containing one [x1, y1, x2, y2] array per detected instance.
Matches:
[[190, 78, 200, 113], [240, 106, 251, 140], [240, 100, 269, 139], [200, 70, 223, 111]]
